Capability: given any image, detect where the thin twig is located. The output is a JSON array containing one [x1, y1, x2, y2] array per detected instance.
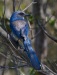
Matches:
[[1, 51, 8, 75], [0, 65, 29, 69], [12, 57, 20, 75], [13, 0, 16, 12], [22, 2, 37, 12], [38, 20, 57, 43]]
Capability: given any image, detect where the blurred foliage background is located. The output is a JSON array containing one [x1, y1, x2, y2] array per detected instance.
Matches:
[[0, 0, 57, 75]]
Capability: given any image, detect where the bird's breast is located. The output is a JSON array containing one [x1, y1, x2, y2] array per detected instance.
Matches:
[[12, 20, 26, 31]]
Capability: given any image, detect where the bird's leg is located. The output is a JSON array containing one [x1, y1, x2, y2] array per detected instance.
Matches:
[[18, 39, 24, 50]]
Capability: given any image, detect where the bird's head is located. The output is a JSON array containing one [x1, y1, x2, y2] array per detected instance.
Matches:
[[10, 11, 30, 22]]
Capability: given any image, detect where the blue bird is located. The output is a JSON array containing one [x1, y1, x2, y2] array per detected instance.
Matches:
[[10, 11, 41, 70]]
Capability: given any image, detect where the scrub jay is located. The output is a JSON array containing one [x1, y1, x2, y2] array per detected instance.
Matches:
[[10, 11, 41, 70]]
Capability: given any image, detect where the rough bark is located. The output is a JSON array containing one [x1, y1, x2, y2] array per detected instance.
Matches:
[[32, 0, 47, 62]]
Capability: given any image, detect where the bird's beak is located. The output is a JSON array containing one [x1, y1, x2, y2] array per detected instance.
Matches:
[[24, 14, 30, 17]]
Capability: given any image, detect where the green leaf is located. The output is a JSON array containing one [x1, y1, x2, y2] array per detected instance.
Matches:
[[49, 17, 55, 27]]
